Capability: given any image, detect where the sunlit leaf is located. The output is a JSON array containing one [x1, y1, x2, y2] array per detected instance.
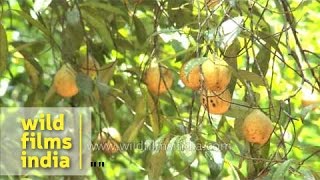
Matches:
[[176, 134, 196, 164], [0, 23, 8, 73], [204, 146, 224, 179], [218, 16, 244, 49], [166, 136, 179, 158], [33, 0, 52, 13]]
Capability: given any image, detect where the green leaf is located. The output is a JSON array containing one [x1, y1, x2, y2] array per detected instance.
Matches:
[[176, 134, 196, 164], [24, 60, 41, 89], [183, 57, 208, 77], [12, 40, 47, 56], [147, 94, 160, 137], [81, 9, 114, 50], [234, 118, 245, 140], [253, 44, 271, 77], [96, 81, 110, 97], [224, 39, 240, 94], [271, 159, 294, 180], [122, 97, 146, 143], [257, 31, 282, 57], [15, 10, 51, 41], [237, 70, 265, 86], [76, 73, 94, 95], [204, 147, 224, 179], [224, 99, 250, 119], [133, 15, 147, 44], [0, 23, 8, 73], [166, 136, 179, 158], [80, 1, 126, 16], [147, 136, 170, 179], [62, 8, 84, 59], [101, 95, 116, 124]]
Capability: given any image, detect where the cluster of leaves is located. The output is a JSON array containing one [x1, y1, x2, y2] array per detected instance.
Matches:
[[0, 0, 319, 179]]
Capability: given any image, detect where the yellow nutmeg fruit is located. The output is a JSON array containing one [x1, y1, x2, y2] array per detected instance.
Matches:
[[96, 127, 122, 155], [144, 65, 173, 95], [200, 89, 231, 114], [202, 59, 231, 92], [242, 110, 273, 145], [53, 64, 79, 97], [180, 62, 201, 90]]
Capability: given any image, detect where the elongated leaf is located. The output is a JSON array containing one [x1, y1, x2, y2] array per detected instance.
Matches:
[[147, 94, 160, 137], [76, 73, 94, 95], [11, 42, 44, 74], [81, 9, 114, 50], [257, 31, 282, 56], [224, 39, 240, 94], [176, 134, 196, 164], [147, 136, 170, 179], [80, 2, 126, 16], [62, 8, 84, 59], [272, 159, 294, 180], [253, 44, 271, 77], [133, 15, 147, 44], [24, 60, 40, 89], [204, 147, 224, 179], [16, 10, 51, 41], [101, 96, 116, 123], [218, 16, 244, 49], [237, 70, 265, 86], [0, 23, 8, 73], [166, 136, 179, 158], [122, 97, 146, 143]]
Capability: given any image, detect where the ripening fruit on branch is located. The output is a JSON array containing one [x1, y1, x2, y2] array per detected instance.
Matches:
[[80, 55, 100, 79], [202, 59, 231, 92], [201, 89, 231, 114], [96, 127, 122, 155], [242, 110, 273, 145], [180, 62, 201, 90], [53, 64, 79, 98], [144, 65, 173, 95]]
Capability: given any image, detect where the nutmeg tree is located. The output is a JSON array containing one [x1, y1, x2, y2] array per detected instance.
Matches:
[[0, 0, 319, 179]]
